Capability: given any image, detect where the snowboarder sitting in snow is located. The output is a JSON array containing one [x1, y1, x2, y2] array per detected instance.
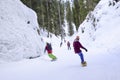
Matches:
[[44, 42, 57, 61], [73, 36, 88, 66]]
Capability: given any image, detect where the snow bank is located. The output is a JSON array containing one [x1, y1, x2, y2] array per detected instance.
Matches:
[[0, 0, 43, 62], [78, 0, 120, 53]]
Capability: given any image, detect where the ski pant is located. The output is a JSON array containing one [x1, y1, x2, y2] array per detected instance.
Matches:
[[78, 52, 84, 63], [48, 53, 57, 60]]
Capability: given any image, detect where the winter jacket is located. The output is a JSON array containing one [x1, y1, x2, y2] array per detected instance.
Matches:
[[73, 40, 87, 53], [45, 43, 52, 54]]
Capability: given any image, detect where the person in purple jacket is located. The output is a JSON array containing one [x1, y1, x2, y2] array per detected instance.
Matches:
[[73, 36, 88, 66]]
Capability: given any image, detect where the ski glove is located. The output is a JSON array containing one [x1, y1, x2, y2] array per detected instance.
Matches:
[[85, 48, 88, 52]]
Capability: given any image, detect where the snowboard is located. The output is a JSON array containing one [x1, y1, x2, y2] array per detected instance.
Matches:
[[81, 61, 87, 67], [51, 59, 57, 62]]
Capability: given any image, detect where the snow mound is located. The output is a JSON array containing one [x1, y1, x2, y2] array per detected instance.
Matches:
[[0, 0, 43, 62], [78, 0, 120, 53]]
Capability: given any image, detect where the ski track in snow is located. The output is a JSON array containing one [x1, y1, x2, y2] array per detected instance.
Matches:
[[0, 43, 120, 80]]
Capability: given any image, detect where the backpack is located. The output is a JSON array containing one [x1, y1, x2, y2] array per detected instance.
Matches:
[[47, 43, 52, 50]]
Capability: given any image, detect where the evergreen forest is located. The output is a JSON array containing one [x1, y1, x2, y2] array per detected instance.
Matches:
[[21, 0, 100, 39]]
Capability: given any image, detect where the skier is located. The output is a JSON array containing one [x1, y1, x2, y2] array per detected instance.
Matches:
[[73, 36, 88, 66], [60, 42, 63, 47], [67, 41, 71, 50], [44, 42, 57, 61]]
